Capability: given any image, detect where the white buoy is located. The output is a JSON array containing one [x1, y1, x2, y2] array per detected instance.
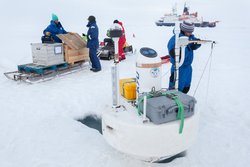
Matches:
[[102, 46, 199, 162], [101, 22, 215, 162], [136, 47, 162, 94], [102, 104, 199, 162]]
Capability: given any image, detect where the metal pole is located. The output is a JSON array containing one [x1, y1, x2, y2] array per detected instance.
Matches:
[[174, 21, 181, 90], [113, 38, 120, 63], [111, 65, 118, 107], [111, 37, 120, 108], [179, 46, 186, 67]]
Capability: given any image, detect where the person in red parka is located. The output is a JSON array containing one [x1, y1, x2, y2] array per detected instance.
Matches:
[[113, 20, 126, 61]]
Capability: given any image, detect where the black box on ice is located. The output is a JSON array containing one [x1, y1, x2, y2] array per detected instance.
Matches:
[[109, 29, 122, 38], [140, 91, 196, 124], [123, 45, 133, 53]]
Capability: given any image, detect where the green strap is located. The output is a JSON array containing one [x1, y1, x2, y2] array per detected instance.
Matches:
[[137, 97, 143, 116], [173, 97, 184, 134], [137, 95, 152, 116], [163, 91, 185, 134]]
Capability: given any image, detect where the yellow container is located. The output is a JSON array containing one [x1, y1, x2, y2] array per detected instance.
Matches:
[[119, 78, 136, 100]]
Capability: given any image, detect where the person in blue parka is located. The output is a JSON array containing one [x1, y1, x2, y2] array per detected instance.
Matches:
[[43, 14, 67, 43], [86, 15, 101, 72], [168, 21, 201, 94]]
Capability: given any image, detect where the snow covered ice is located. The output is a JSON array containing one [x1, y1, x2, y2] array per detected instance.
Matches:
[[0, 0, 250, 166]]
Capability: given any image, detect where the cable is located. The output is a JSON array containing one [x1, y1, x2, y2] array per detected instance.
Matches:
[[193, 42, 215, 97], [205, 43, 214, 103], [160, 69, 171, 79]]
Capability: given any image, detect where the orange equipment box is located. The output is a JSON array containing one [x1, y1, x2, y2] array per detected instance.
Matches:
[[119, 78, 136, 100]]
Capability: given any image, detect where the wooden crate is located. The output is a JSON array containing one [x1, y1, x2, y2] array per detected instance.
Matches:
[[57, 33, 86, 49], [57, 33, 89, 64], [64, 44, 89, 64]]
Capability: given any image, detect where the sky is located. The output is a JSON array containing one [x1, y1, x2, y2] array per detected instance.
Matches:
[[0, 0, 250, 167]]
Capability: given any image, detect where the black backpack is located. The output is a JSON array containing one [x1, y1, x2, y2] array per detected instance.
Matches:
[[41, 35, 54, 43]]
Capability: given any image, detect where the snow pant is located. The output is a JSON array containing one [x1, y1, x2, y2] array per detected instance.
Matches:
[[118, 40, 126, 60], [89, 47, 101, 70], [169, 65, 192, 93]]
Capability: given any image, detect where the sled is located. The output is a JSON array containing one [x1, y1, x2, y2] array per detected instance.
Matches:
[[4, 60, 89, 84]]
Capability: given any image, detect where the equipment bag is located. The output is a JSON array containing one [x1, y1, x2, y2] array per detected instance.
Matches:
[[41, 35, 54, 44], [139, 90, 196, 125]]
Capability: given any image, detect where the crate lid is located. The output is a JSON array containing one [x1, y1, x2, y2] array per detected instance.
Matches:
[[57, 33, 86, 50]]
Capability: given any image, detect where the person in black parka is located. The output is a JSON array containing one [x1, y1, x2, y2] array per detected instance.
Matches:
[[86, 16, 101, 72]]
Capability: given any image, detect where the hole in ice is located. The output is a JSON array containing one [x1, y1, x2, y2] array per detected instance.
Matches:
[[157, 151, 186, 163], [77, 114, 102, 134]]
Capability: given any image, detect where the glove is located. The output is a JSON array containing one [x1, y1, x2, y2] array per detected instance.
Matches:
[[106, 30, 110, 37], [57, 22, 62, 27], [45, 31, 51, 36], [188, 37, 200, 50], [190, 42, 201, 50]]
